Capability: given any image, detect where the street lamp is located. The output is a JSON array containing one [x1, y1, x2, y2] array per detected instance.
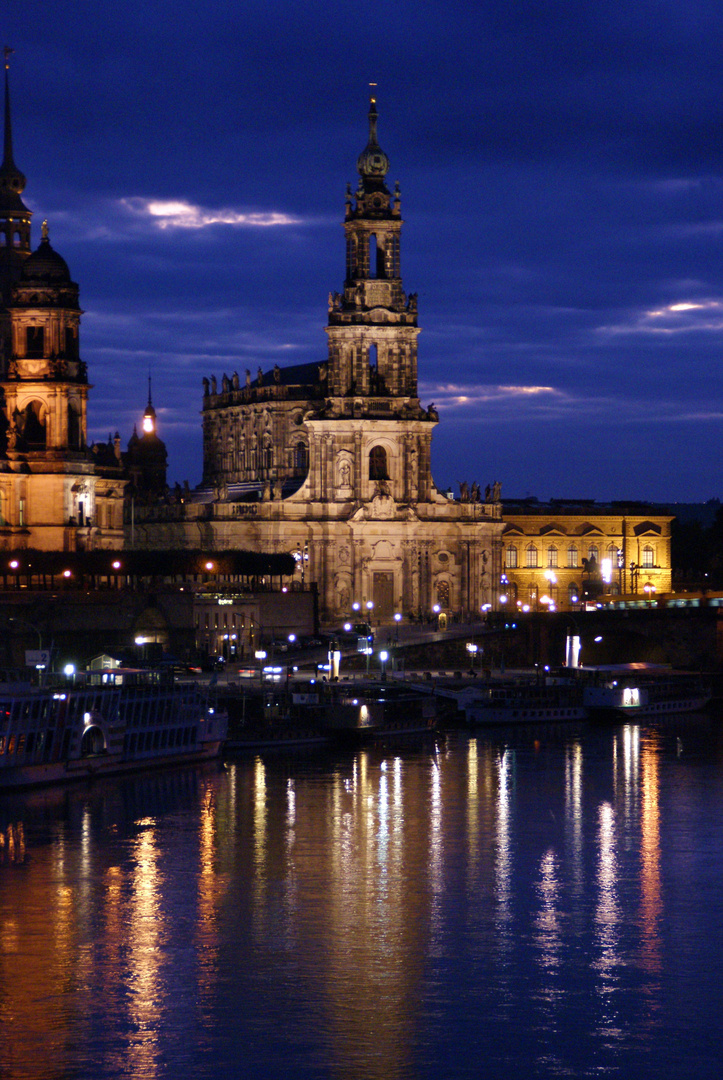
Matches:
[[466, 642, 478, 673], [379, 649, 388, 681]]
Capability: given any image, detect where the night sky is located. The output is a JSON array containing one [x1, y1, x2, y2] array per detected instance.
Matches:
[[6, 2, 723, 503]]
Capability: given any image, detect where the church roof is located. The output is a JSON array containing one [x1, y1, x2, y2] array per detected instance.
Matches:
[[356, 93, 390, 183], [21, 234, 73, 283]]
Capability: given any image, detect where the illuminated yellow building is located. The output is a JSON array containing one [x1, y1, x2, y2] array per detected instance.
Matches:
[[499, 500, 672, 610]]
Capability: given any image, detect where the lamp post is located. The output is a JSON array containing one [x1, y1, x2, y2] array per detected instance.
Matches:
[[8, 615, 47, 683], [379, 649, 388, 681], [466, 642, 478, 674]]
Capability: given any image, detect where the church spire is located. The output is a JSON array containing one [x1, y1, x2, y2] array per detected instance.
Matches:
[[0, 48, 28, 209], [143, 372, 157, 434]]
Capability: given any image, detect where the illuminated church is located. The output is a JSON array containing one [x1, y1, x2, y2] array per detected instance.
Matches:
[[0, 56, 125, 550], [132, 96, 506, 622]]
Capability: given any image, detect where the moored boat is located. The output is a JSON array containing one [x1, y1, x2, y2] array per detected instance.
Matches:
[[0, 669, 228, 790], [575, 665, 711, 718], [320, 681, 438, 741], [456, 680, 587, 727]]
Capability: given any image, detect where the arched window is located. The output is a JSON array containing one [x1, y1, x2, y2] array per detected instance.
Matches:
[[547, 545, 558, 568], [293, 441, 308, 473], [642, 545, 654, 568], [369, 234, 378, 279], [369, 445, 388, 480], [368, 233, 386, 279], [26, 326, 44, 358], [67, 403, 81, 449], [526, 544, 538, 568], [505, 545, 518, 569], [436, 580, 450, 609], [21, 401, 46, 448], [588, 544, 599, 562], [567, 544, 578, 568]]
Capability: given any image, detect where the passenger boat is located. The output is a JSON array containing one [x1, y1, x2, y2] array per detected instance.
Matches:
[[319, 681, 438, 741], [456, 680, 587, 727], [0, 669, 228, 790], [576, 665, 711, 718]]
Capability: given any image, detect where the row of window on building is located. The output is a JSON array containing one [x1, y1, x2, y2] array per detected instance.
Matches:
[[505, 543, 657, 569]]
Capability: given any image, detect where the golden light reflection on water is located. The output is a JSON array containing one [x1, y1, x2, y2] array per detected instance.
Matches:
[[127, 822, 162, 1079], [640, 737, 662, 980], [0, 722, 692, 1078]]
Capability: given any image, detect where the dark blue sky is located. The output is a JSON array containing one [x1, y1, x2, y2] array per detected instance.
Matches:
[[6, 1, 723, 501]]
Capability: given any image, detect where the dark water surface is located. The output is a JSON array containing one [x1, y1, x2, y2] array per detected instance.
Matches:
[[2, 715, 723, 1079]]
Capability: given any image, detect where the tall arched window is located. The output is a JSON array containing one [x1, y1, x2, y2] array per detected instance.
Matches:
[[293, 441, 308, 473], [68, 403, 81, 449], [567, 544, 578, 568], [369, 445, 388, 480], [526, 544, 538, 568], [436, 580, 450, 609], [22, 401, 46, 448], [547, 545, 558, 568], [642, 545, 654, 568], [588, 544, 599, 562], [505, 545, 518, 569]]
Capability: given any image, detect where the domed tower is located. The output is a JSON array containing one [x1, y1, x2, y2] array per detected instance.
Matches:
[[3, 222, 88, 459], [125, 376, 168, 496], [0, 54, 126, 550]]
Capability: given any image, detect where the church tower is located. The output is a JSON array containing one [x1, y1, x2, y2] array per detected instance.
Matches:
[[326, 92, 420, 402], [0, 47, 32, 373], [303, 92, 437, 508], [0, 54, 125, 551]]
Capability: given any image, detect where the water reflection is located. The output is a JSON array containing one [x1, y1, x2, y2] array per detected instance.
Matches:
[[0, 719, 721, 1078]]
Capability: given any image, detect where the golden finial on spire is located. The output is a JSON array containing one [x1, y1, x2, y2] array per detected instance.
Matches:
[[41, 219, 48, 240]]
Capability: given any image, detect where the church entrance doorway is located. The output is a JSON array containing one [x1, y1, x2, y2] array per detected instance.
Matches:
[[372, 572, 395, 621]]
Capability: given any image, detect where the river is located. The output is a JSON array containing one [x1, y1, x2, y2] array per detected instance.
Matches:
[[2, 715, 723, 1079]]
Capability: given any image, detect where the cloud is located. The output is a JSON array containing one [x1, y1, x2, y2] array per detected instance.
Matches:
[[596, 299, 723, 336], [120, 197, 300, 229]]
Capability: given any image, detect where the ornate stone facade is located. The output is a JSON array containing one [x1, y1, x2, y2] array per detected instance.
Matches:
[[500, 501, 673, 610], [133, 96, 505, 623]]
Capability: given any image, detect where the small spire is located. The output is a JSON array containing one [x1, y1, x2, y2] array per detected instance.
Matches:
[[2, 48, 19, 176], [143, 371, 156, 434], [41, 219, 48, 241], [367, 83, 379, 145], [0, 45, 28, 207]]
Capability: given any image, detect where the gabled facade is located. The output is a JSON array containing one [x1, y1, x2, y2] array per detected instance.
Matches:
[[500, 501, 673, 610]]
